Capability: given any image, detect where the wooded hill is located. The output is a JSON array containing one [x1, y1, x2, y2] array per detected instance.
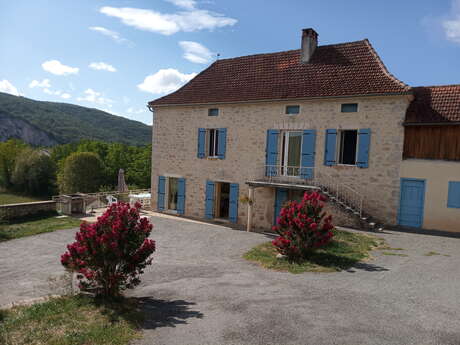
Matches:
[[0, 92, 151, 146]]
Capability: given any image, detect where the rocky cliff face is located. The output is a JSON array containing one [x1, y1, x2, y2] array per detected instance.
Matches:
[[0, 112, 58, 146]]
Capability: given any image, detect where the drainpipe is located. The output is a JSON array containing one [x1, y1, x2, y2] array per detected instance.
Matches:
[[247, 186, 254, 232]]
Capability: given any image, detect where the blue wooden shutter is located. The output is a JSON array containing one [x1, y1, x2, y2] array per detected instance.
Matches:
[[197, 128, 206, 158], [357, 128, 371, 168], [217, 128, 227, 159], [177, 178, 186, 215], [205, 180, 215, 219], [324, 129, 337, 166], [274, 188, 288, 225], [229, 183, 239, 223], [447, 181, 460, 208], [301, 129, 316, 179], [265, 129, 280, 176], [157, 176, 166, 211]]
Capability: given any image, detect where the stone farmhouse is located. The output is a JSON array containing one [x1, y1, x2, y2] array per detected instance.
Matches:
[[148, 28, 460, 233]]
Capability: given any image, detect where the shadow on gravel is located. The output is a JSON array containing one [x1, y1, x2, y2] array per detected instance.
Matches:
[[346, 262, 389, 272], [137, 297, 204, 329]]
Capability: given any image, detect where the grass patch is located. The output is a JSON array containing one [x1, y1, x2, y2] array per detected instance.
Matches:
[[0, 215, 82, 242], [0, 295, 143, 345], [0, 192, 43, 206], [423, 251, 449, 257], [243, 229, 384, 273], [381, 252, 408, 257], [379, 246, 405, 251]]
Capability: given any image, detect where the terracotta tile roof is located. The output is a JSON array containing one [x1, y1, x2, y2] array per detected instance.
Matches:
[[149, 39, 410, 107], [405, 85, 460, 124]]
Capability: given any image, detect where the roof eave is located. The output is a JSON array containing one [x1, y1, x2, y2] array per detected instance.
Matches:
[[148, 91, 413, 108]]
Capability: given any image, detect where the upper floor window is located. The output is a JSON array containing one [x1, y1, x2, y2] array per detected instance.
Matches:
[[341, 103, 358, 113], [338, 129, 358, 165], [197, 128, 227, 159], [285, 105, 300, 115], [207, 129, 219, 157], [280, 131, 302, 176], [208, 108, 219, 116]]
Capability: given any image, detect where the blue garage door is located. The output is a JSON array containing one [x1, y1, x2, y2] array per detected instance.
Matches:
[[398, 178, 426, 228]]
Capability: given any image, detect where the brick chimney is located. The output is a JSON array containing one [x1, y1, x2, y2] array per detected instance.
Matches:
[[301, 28, 318, 63]]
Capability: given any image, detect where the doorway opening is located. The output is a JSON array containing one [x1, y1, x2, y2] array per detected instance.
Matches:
[[215, 182, 230, 219]]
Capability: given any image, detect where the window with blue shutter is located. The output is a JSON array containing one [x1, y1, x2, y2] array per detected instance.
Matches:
[[324, 129, 337, 166], [266, 129, 280, 176], [197, 128, 206, 158], [205, 180, 215, 219], [357, 128, 371, 168], [157, 176, 166, 211], [274, 188, 288, 225], [301, 129, 316, 179], [229, 183, 239, 223], [447, 181, 460, 208], [177, 178, 186, 214], [217, 128, 227, 159]]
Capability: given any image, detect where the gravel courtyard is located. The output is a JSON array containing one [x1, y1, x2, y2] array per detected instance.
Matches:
[[0, 214, 459, 345]]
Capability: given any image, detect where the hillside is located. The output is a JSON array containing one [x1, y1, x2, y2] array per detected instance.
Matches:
[[0, 92, 151, 146]]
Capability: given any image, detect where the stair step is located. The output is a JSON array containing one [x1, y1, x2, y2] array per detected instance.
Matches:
[[368, 222, 376, 227]]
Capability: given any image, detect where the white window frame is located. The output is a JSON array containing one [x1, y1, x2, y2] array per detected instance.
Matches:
[[280, 130, 303, 177], [206, 128, 219, 158], [337, 129, 359, 166]]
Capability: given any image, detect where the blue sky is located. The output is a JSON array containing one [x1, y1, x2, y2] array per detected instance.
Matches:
[[1, 0, 459, 125]]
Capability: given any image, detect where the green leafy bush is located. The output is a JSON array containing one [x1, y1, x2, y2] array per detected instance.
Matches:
[[58, 152, 105, 193]]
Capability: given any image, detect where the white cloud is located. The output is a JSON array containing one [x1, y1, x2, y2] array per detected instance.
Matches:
[[89, 26, 130, 44], [89, 62, 117, 72], [443, 0, 460, 43], [61, 93, 71, 99], [77, 88, 113, 107], [166, 0, 196, 10], [179, 41, 213, 63], [29, 78, 51, 88], [100, 6, 237, 36], [127, 107, 146, 114], [0, 79, 20, 96], [138, 68, 197, 94], [43, 88, 61, 96], [42, 60, 79, 76]]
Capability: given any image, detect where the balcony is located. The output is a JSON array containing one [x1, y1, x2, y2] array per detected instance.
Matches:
[[247, 165, 319, 189]]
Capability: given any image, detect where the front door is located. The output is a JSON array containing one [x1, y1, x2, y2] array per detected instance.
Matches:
[[398, 178, 425, 228]]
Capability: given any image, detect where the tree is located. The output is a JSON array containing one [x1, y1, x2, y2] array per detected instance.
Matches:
[[126, 145, 151, 189], [61, 202, 155, 297], [0, 139, 28, 189], [58, 152, 105, 193], [272, 191, 335, 262], [11, 148, 56, 196]]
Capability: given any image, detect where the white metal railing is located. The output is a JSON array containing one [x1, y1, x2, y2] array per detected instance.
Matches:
[[251, 165, 364, 217], [257, 165, 316, 185]]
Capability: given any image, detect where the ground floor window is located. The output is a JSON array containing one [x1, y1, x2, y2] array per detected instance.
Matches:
[[167, 177, 179, 211], [338, 129, 358, 165]]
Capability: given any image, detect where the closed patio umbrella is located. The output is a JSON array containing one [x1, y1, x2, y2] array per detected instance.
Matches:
[[117, 168, 129, 193]]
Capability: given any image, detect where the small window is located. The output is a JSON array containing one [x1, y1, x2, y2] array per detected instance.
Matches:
[[207, 129, 219, 157], [341, 103, 358, 113], [338, 130, 358, 165], [285, 105, 300, 115], [208, 108, 219, 116], [447, 181, 460, 208]]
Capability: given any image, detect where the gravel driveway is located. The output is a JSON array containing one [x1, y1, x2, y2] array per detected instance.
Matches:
[[1, 214, 459, 345]]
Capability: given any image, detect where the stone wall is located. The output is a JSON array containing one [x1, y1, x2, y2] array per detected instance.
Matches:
[[151, 95, 411, 230], [0, 200, 56, 221]]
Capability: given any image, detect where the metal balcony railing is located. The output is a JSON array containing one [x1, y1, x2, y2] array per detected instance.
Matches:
[[250, 165, 364, 218]]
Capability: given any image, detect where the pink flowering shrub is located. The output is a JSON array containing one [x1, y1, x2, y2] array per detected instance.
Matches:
[[272, 191, 335, 262], [61, 202, 155, 297]]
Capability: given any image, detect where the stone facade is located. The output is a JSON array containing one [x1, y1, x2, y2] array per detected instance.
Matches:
[[151, 95, 411, 230]]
